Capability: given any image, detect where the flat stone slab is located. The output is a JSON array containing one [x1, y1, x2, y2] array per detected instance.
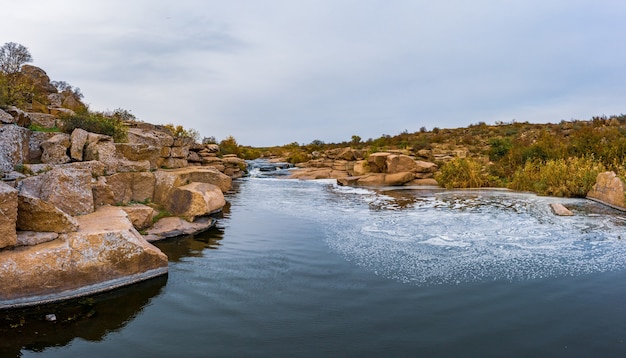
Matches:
[[550, 203, 574, 216], [144, 216, 216, 242]]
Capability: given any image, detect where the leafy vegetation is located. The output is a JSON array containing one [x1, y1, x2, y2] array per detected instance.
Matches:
[[61, 110, 129, 142]]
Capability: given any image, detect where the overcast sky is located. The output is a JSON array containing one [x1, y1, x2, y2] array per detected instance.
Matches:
[[2, 1, 625, 146]]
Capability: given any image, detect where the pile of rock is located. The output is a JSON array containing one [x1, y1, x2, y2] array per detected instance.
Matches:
[[289, 147, 439, 187], [188, 143, 246, 178]]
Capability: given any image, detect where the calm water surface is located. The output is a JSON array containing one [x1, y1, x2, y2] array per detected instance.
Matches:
[[4, 171, 626, 357]]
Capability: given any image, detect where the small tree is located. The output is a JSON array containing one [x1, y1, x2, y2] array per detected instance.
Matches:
[[0, 42, 33, 105], [351, 135, 361, 145]]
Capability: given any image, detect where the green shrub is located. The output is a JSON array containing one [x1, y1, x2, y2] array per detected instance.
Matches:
[[28, 123, 61, 132], [435, 157, 491, 189], [508, 156, 605, 197], [61, 111, 128, 142]]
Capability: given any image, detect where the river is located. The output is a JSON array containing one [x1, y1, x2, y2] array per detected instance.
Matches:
[[3, 165, 626, 357]]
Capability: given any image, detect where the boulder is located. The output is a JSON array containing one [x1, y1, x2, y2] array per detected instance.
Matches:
[[352, 160, 369, 176], [415, 160, 438, 173], [16, 194, 79, 233], [0, 108, 13, 124], [61, 93, 84, 111], [116, 159, 151, 173], [120, 204, 156, 230], [18, 168, 94, 216], [84, 133, 117, 173], [587, 171, 626, 210], [92, 177, 115, 208], [205, 144, 220, 153], [550, 203, 574, 216], [173, 136, 195, 147], [0, 182, 18, 249], [48, 93, 63, 107], [166, 182, 226, 220], [407, 178, 439, 186], [4, 106, 30, 127], [187, 151, 202, 162], [16, 231, 58, 247], [107, 172, 156, 205], [28, 113, 56, 129], [29, 131, 58, 163], [144, 216, 216, 241], [41, 133, 71, 164], [386, 154, 417, 174], [70, 128, 90, 161], [21, 65, 57, 93], [170, 146, 190, 159], [127, 128, 174, 147], [367, 152, 391, 173], [115, 143, 161, 170], [0, 125, 30, 173], [153, 167, 231, 206], [335, 147, 356, 161], [0, 206, 168, 308], [158, 157, 188, 169], [341, 172, 415, 186]]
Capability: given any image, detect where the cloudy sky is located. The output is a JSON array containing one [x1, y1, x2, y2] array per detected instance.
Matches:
[[2, 1, 625, 146]]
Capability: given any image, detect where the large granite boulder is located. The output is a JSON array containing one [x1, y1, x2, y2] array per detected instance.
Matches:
[[144, 216, 216, 241], [84, 133, 117, 173], [0, 206, 168, 309], [0, 182, 18, 249], [352, 160, 369, 176], [21, 65, 57, 94], [70, 128, 90, 161], [115, 143, 162, 170], [41, 133, 71, 164], [17, 194, 79, 233], [0, 108, 13, 124], [166, 182, 226, 220], [153, 167, 231, 207], [4, 106, 30, 127], [120, 204, 156, 231], [107, 172, 156, 205], [127, 128, 174, 147], [18, 167, 94, 216], [0, 125, 30, 173], [28, 113, 56, 128], [587, 171, 626, 210], [386, 154, 417, 174], [367, 152, 391, 173], [29, 131, 58, 163]]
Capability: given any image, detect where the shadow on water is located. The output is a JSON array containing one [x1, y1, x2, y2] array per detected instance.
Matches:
[[0, 275, 167, 357], [0, 181, 242, 357]]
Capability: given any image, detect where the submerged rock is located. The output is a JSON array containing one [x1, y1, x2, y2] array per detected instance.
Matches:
[[550, 203, 574, 216]]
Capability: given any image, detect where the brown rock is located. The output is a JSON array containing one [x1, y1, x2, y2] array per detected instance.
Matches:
[[158, 157, 188, 169], [587, 171, 626, 210], [347, 172, 415, 186], [153, 167, 231, 210], [28, 113, 56, 129], [29, 131, 57, 162], [4, 106, 30, 127], [17, 194, 79, 233], [120, 204, 156, 230], [367, 152, 391, 173], [115, 143, 161, 170], [415, 160, 438, 173], [127, 128, 174, 147], [386, 154, 417, 174], [166, 182, 226, 220], [407, 178, 439, 186], [70, 128, 90, 161], [170, 146, 190, 159], [145, 216, 216, 241], [18, 168, 94, 216], [0, 125, 30, 173], [0, 109, 13, 124], [16, 231, 58, 247], [550, 203, 574, 216], [187, 151, 202, 162], [0, 206, 168, 308], [92, 177, 116, 208], [84, 133, 117, 174], [352, 160, 369, 176], [0, 182, 18, 249], [21, 65, 56, 93], [107, 172, 156, 205], [41, 133, 71, 164], [116, 159, 151, 173]]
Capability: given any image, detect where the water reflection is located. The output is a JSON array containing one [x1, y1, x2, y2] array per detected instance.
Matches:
[[0, 275, 167, 357], [153, 226, 226, 261]]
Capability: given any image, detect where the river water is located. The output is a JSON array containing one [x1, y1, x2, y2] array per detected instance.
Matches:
[[4, 166, 626, 357]]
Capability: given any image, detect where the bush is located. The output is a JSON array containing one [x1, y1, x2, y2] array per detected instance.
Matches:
[[61, 111, 128, 142], [508, 157, 606, 197], [435, 157, 491, 189]]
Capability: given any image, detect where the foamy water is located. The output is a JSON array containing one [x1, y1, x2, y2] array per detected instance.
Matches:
[[249, 178, 626, 285]]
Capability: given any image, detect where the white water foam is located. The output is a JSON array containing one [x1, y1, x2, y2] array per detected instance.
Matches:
[[243, 178, 626, 285]]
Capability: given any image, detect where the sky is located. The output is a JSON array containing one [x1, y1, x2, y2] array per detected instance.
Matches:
[[2, 1, 626, 147]]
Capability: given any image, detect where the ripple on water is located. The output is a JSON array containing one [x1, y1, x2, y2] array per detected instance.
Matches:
[[245, 179, 626, 286]]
